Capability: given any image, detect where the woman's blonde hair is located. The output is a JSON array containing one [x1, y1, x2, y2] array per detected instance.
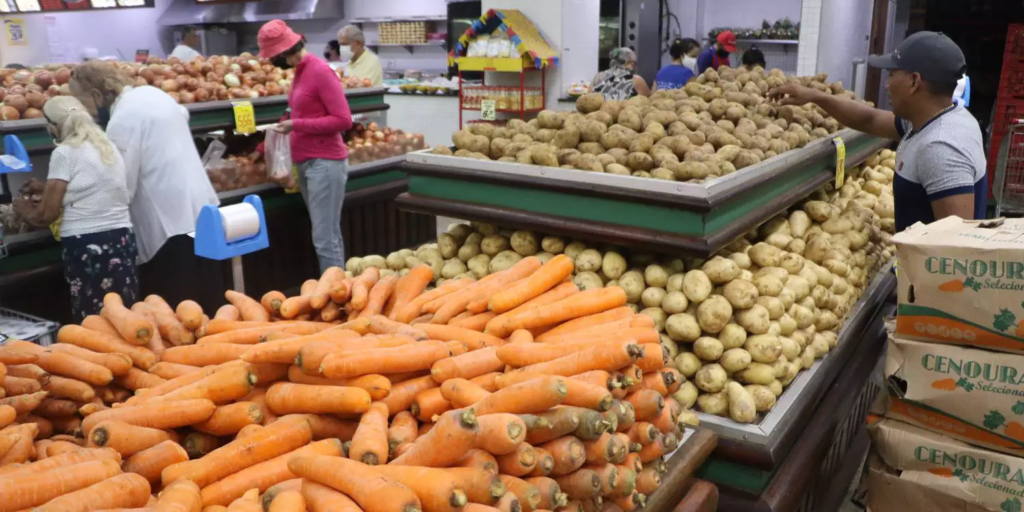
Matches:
[[70, 61, 132, 107], [43, 96, 119, 167]]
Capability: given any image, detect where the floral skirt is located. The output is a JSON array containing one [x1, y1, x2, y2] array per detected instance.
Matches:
[[61, 227, 139, 322]]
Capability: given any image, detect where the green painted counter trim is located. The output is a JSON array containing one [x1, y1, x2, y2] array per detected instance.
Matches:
[[348, 170, 406, 192], [0, 246, 61, 274], [408, 175, 708, 236], [695, 455, 776, 493]]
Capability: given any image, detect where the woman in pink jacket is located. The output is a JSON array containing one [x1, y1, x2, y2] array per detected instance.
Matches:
[[258, 20, 353, 272]]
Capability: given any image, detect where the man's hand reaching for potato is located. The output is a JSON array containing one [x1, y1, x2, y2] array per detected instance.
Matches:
[[766, 83, 823, 106]]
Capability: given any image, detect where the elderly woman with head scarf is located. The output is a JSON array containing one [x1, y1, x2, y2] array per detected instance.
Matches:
[[590, 47, 651, 101]]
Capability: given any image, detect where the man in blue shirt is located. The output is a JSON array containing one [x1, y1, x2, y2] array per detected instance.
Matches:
[[697, 31, 736, 74]]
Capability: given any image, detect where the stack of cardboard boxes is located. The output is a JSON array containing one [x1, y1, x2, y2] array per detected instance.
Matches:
[[870, 216, 1024, 511]]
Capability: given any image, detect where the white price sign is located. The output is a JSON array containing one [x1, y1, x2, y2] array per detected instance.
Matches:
[[481, 99, 496, 121]]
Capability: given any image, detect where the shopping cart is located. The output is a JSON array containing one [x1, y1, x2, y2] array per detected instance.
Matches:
[[0, 307, 59, 347], [993, 121, 1024, 217]]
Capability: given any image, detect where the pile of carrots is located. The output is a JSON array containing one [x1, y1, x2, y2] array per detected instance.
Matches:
[[0, 254, 696, 512]]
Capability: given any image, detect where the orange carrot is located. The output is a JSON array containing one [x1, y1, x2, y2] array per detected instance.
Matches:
[[350, 402, 389, 465], [224, 291, 268, 322], [380, 376, 438, 417], [34, 473, 152, 512], [368, 465, 470, 512], [625, 390, 664, 422], [321, 301, 342, 322], [497, 443, 537, 476], [289, 454, 422, 512], [0, 390, 47, 414], [528, 448, 556, 477], [213, 304, 241, 322], [553, 470, 601, 500], [115, 367, 167, 391], [635, 467, 660, 495], [6, 362, 50, 384], [535, 307, 635, 342], [329, 278, 353, 305], [5, 340, 113, 386], [287, 366, 391, 399], [301, 480, 361, 512], [390, 409, 480, 467], [433, 258, 543, 324], [99, 293, 153, 346], [242, 329, 358, 365], [44, 375, 95, 402], [430, 347, 504, 384], [519, 340, 643, 376], [439, 378, 491, 409], [637, 433, 676, 463], [540, 437, 587, 476], [144, 295, 195, 346], [582, 433, 627, 464], [636, 344, 666, 372], [447, 312, 494, 332], [494, 493, 520, 512], [464, 505, 501, 512], [82, 398, 216, 436], [627, 423, 660, 446], [490, 255, 574, 313], [265, 382, 371, 415], [1, 375, 40, 395], [455, 449, 499, 473], [446, 467, 507, 505], [193, 402, 262, 436], [0, 404, 15, 428], [470, 376, 567, 415], [226, 488, 261, 512], [411, 387, 452, 421], [388, 411, 420, 451], [320, 340, 453, 379], [486, 288, 627, 338], [525, 476, 567, 510], [388, 265, 435, 320], [81, 314, 123, 339], [148, 362, 201, 380], [44, 439, 83, 457], [56, 324, 157, 370], [488, 281, 579, 331], [261, 291, 287, 317], [475, 413, 526, 455], [157, 479, 202, 512], [267, 489, 305, 512], [199, 438, 342, 507], [149, 365, 255, 404], [350, 267, 381, 311], [357, 275, 399, 319], [395, 279, 474, 324], [495, 339, 628, 368], [283, 414, 358, 441], [170, 299, 204, 331], [87, 420, 176, 457], [500, 476, 542, 512], [160, 343, 251, 367], [0, 458, 123, 512], [50, 343, 133, 377], [415, 324, 505, 351], [181, 431, 220, 459], [311, 267, 345, 310], [236, 423, 265, 440]]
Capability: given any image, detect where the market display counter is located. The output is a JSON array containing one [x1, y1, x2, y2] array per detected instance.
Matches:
[[0, 156, 434, 324], [645, 427, 719, 512]]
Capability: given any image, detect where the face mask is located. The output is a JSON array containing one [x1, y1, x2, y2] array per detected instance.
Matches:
[[682, 55, 697, 69], [339, 45, 353, 61], [716, 48, 730, 58], [272, 55, 292, 70]]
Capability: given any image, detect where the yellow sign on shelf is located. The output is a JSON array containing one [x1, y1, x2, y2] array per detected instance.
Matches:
[[455, 57, 526, 72], [833, 137, 846, 189], [232, 101, 256, 134]]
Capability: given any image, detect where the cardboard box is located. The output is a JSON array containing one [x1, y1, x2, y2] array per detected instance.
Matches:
[[866, 455, 993, 512], [867, 418, 1024, 512], [884, 336, 1024, 456], [893, 216, 1024, 353]]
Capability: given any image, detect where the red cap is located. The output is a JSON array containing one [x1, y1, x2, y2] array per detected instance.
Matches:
[[717, 30, 737, 53], [258, 20, 302, 58]]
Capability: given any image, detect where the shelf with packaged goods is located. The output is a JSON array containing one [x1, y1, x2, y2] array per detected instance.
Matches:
[[398, 128, 890, 258], [0, 87, 390, 154]]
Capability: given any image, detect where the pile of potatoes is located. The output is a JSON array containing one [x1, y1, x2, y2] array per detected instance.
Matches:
[[431, 66, 857, 184], [346, 149, 897, 424]]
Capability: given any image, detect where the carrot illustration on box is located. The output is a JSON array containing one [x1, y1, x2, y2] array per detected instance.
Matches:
[[938, 277, 981, 292], [984, 410, 1024, 441], [930, 377, 974, 392]]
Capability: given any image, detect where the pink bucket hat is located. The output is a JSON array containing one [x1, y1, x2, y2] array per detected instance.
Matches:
[[258, 20, 302, 58]]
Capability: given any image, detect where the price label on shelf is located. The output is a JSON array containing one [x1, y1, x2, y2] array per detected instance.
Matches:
[[833, 136, 846, 189], [232, 101, 256, 134], [481, 99, 496, 121]]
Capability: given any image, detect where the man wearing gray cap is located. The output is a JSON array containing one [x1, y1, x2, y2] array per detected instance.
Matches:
[[768, 32, 985, 233]]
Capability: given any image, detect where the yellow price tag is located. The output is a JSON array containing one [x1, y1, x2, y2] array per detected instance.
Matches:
[[481, 99, 496, 121], [48, 213, 61, 241], [285, 164, 300, 194], [833, 136, 846, 189], [232, 101, 256, 134]]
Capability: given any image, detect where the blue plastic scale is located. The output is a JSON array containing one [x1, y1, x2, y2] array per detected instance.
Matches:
[[0, 134, 32, 260], [193, 194, 269, 294]]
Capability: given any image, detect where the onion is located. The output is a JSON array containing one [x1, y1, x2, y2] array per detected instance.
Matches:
[[55, 68, 71, 85], [171, 64, 185, 75], [12, 70, 31, 83], [175, 75, 189, 88], [266, 83, 283, 96], [25, 83, 42, 94], [25, 92, 45, 109], [121, 66, 138, 78], [59, 84, 71, 96], [200, 62, 213, 74], [0, 88, 6, 102], [223, 73, 240, 88], [5, 95, 27, 114], [167, 92, 181, 103], [1, 106, 19, 120], [160, 79, 179, 92], [240, 73, 254, 88], [34, 71, 54, 89], [193, 88, 210, 102], [135, 77, 147, 87], [165, 71, 178, 80], [168, 56, 181, 65], [139, 68, 156, 84], [215, 88, 230, 101], [146, 55, 160, 65], [178, 91, 195, 104], [186, 78, 200, 91], [227, 87, 247, 99], [22, 107, 43, 119]]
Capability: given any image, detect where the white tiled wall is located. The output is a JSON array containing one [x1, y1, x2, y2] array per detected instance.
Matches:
[[797, 0, 822, 77]]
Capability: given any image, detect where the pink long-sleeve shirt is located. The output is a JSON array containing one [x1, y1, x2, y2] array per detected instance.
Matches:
[[287, 53, 353, 163]]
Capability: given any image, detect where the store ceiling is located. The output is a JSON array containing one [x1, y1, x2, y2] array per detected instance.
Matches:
[[157, 0, 344, 26]]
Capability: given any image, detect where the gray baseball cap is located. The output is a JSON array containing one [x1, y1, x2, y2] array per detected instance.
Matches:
[[868, 31, 966, 83]]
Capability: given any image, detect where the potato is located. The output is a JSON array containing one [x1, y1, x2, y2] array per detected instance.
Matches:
[[641, 307, 668, 333], [696, 295, 732, 334], [626, 152, 655, 171], [697, 391, 729, 416], [641, 287, 667, 308], [672, 381, 699, 409], [694, 336, 724, 361], [755, 296, 784, 320], [753, 274, 783, 297], [508, 231, 539, 256], [735, 304, 770, 334], [441, 259, 469, 279], [737, 362, 776, 385], [747, 385, 777, 412], [726, 382, 757, 423], [661, 291, 689, 315], [672, 161, 712, 181], [702, 257, 741, 284], [385, 252, 406, 270], [744, 334, 782, 364], [574, 249, 603, 273], [728, 252, 752, 270], [617, 108, 643, 131], [618, 271, 646, 304], [573, 271, 604, 291], [463, 253, 491, 279], [489, 251, 523, 273], [600, 251, 627, 280], [720, 348, 752, 373], [666, 313, 701, 343], [345, 257, 367, 275], [674, 352, 702, 378], [642, 265, 668, 288], [363, 254, 389, 271], [695, 364, 727, 393], [722, 280, 759, 309], [479, 235, 509, 256], [434, 233, 458, 260], [718, 323, 748, 350], [575, 92, 605, 114], [682, 270, 713, 303], [586, 111, 614, 127], [666, 273, 685, 293]]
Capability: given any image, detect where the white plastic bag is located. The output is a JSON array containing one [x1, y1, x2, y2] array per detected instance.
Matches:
[[264, 128, 292, 181]]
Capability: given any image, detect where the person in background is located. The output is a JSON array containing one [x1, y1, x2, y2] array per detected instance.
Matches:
[[69, 61, 221, 308], [678, 38, 701, 73], [654, 38, 697, 91], [768, 31, 984, 232], [742, 47, 766, 70], [591, 47, 650, 100], [258, 20, 352, 273], [698, 31, 736, 73], [13, 96, 136, 321], [170, 27, 203, 62], [337, 25, 382, 87], [324, 40, 345, 71]]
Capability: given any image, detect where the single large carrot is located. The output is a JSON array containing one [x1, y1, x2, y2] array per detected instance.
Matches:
[[415, 324, 505, 351], [527, 448, 555, 477], [490, 255, 575, 313], [430, 347, 504, 384], [101, 293, 153, 346], [0, 390, 47, 414], [5, 340, 113, 386], [499, 476, 542, 512], [131, 301, 167, 356], [535, 307, 635, 342], [389, 265, 435, 320], [553, 469, 601, 500], [0, 446, 120, 477], [160, 343, 251, 367], [157, 479, 202, 512], [193, 402, 262, 436], [124, 440, 188, 484], [265, 382, 371, 415], [1, 375, 40, 395], [56, 325, 157, 370], [411, 387, 452, 421], [380, 376, 438, 417], [329, 278, 353, 305], [486, 288, 627, 338], [149, 362, 201, 380], [350, 267, 382, 311], [433, 258, 543, 324], [350, 402, 389, 465], [198, 438, 342, 507], [636, 344, 667, 373], [312, 267, 345, 310], [6, 362, 48, 384], [34, 472, 152, 512], [115, 367, 168, 391], [525, 476, 567, 510], [395, 279, 474, 324], [87, 420, 177, 457], [294, 335, 412, 375], [470, 376, 567, 416], [0, 458, 123, 512], [497, 443, 537, 476], [0, 404, 15, 428], [624, 390, 664, 422], [390, 409, 480, 467], [82, 398, 216, 436], [260, 291, 287, 317], [539, 437, 587, 476], [439, 378, 491, 409], [224, 291, 269, 322], [144, 295, 195, 346], [455, 449, 499, 473], [542, 327, 659, 349], [81, 314, 123, 339], [128, 362, 240, 403], [475, 413, 526, 455], [267, 490, 305, 512], [287, 366, 391, 399], [494, 493, 520, 512], [582, 433, 626, 464], [388, 411, 419, 451], [519, 340, 643, 377], [357, 275, 399, 319], [45, 375, 96, 402], [50, 343, 132, 377], [444, 467, 506, 505], [496, 339, 629, 368], [368, 466, 470, 512], [279, 414, 358, 441], [150, 365, 256, 405], [320, 340, 453, 379], [450, 312, 498, 332], [301, 480, 362, 512], [290, 454, 422, 512]]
